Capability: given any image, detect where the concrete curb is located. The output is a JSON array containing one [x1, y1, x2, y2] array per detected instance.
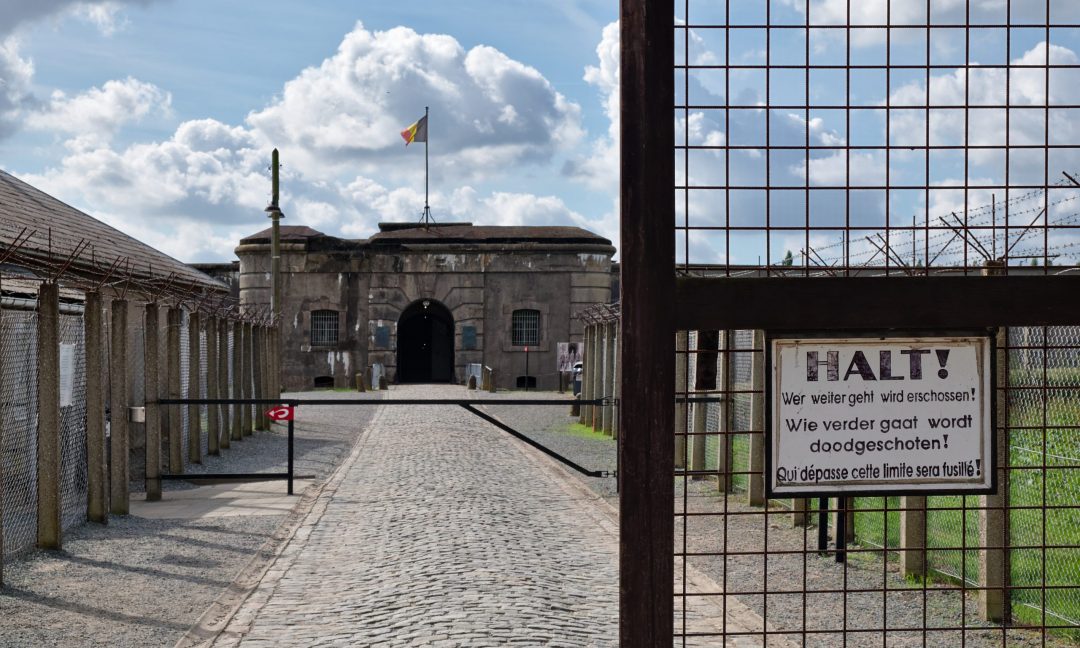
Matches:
[[173, 406, 385, 648]]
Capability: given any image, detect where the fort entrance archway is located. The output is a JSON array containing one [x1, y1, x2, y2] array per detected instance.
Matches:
[[396, 298, 454, 383]]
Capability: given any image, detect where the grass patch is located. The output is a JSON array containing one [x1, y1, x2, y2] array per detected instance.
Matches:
[[561, 423, 614, 441]]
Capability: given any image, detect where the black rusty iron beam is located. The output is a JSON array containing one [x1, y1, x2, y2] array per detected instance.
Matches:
[[157, 398, 607, 406], [676, 275, 1080, 331]]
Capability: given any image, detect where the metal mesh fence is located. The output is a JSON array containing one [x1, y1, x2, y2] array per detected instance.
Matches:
[[199, 328, 208, 453], [58, 313, 86, 532], [0, 310, 37, 558], [227, 326, 235, 431], [179, 310, 190, 457]]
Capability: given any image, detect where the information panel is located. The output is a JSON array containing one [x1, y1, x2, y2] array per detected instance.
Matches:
[[768, 334, 994, 496]]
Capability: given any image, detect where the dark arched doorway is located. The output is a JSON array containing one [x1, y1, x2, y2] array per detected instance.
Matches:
[[396, 299, 454, 383]]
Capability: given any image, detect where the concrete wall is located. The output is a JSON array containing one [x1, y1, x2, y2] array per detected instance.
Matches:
[[237, 234, 613, 391]]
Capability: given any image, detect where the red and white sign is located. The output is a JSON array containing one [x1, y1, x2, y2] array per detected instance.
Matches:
[[266, 405, 295, 421]]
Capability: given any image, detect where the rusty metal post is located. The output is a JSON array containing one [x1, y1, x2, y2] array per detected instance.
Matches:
[[85, 291, 107, 521], [206, 316, 219, 456], [109, 298, 130, 515], [619, 0, 675, 640], [37, 282, 62, 547], [188, 311, 202, 464], [167, 307, 183, 474], [144, 303, 161, 501]]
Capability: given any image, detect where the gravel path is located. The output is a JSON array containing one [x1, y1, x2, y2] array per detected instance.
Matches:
[[490, 392, 1070, 647], [0, 389, 380, 648]]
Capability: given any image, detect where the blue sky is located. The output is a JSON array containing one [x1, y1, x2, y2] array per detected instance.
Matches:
[[0, 0, 619, 261], [3, 0, 1080, 267]]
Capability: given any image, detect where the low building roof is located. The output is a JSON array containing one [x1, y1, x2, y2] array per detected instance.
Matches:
[[0, 169, 225, 291]]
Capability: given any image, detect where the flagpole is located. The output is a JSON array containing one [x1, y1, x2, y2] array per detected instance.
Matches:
[[423, 106, 430, 224]]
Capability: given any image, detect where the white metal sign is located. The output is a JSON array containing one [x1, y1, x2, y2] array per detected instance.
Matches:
[[768, 335, 994, 495]]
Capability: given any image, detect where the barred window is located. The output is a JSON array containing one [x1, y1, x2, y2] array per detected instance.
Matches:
[[310, 310, 338, 346], [511, 309, 540, 347]]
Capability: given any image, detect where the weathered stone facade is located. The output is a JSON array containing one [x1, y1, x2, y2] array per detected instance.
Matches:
[[237, 222, 614, 391]]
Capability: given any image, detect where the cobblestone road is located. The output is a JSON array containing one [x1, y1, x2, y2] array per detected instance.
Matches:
[[212, 385, 619, 647]]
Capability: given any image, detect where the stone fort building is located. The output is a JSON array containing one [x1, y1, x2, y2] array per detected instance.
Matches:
[[237, 222, 615, 391]]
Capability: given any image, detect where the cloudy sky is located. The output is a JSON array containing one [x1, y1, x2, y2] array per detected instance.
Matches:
[[0, 0, 619, 262], [3, 1, 1080, 266]]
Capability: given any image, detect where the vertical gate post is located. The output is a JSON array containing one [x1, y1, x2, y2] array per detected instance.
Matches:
[[603, 321, 616, 435], [218, 316, 230, 450], [580, 325, 592, 425], [620, 0, 675, 640], [242, 322, 253, 436], [144, 303, 161, 501], [188, 311, 202, 464], [900, 496, 927, 578], [674, 330, 688, 468], [980, 322, 1010, 622], [206, 316, 219, 456], [231, 320, 243, 441], [691, 330, 719, 476], [252, 325, 265, 431], [85, 291, 107, 522], [37, 282, 62, 548], [748, 330, 766, 506], [167, 307, 183, 473], [716, 330, 731, 493]]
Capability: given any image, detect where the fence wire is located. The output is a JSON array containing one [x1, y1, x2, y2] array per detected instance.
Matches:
[[0, 310, 37, 558], [58, 313, 86, 532]]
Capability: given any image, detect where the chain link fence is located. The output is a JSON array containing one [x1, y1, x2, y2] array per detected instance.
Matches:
[[58, 313, 87, 532], [1, 310, 38, 559]]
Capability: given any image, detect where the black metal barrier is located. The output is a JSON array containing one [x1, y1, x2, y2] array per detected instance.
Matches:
[[156, 397, 615, 493]]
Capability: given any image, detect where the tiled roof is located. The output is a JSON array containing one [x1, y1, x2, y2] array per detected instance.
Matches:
[[0, 169, 224, 291]]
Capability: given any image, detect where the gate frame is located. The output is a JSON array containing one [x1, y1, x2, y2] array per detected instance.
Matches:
[[618, 0, 1080, 644]]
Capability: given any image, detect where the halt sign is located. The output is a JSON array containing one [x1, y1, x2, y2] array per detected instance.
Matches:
[[767, 334, 994, 496]]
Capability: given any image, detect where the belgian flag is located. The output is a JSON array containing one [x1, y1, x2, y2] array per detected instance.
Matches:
[[400, 115, 428, 146]]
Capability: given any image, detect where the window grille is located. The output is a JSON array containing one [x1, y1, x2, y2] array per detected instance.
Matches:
[[310, 310, 338, 346], [511, 309, 540, 347]]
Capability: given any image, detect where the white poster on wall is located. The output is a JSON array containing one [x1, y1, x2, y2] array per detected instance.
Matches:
[[557, 342, 582, 372], [59, 343, 75, 408], [768, 335, 994, 496]]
